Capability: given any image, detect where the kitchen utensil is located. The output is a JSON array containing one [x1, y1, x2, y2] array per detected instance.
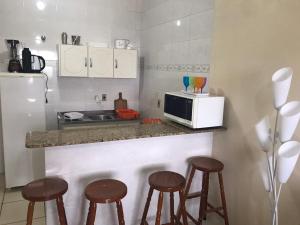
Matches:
[[71, 35, 81, 45], [22, 47, 46, 73], [194, 77, 207, 93], [116, 109, 139, 120], [189, 76, 195, 92], [142, 118, 162, 124], [64, 112, 84, 120], [22, 48, 32, 73], [31, 55, 46, 73], [114, 39, 130, 49], [61, 32, 68, 44], [183, 76, 189, 91], [6, 39, 22, 72], [114, 92, 128, 110]]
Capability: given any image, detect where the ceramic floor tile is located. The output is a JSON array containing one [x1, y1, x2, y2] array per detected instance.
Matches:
[[3, 188, 23, 203], [0, 201, 45, 225], [0, 217, 46, 225]]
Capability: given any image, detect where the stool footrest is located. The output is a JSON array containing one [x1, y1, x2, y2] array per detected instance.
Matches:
[[159, 214, 183, 225], [207, 202, 225, 218], [186, 211, 199, 225], [186, 191, 202, 199]]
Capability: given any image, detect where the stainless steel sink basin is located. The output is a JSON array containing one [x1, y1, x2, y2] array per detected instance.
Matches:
[[88, 114, 115, 121]]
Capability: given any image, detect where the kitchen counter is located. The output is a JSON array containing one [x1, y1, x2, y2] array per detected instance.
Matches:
[[30, 121, 225, 225], [26, 121, 224, 148]]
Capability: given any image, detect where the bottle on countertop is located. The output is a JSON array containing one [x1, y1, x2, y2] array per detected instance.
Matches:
[[22, 48, 32, 73]]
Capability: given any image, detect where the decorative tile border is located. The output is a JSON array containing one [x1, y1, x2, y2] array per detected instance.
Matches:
[[145, 64, 210, 73]]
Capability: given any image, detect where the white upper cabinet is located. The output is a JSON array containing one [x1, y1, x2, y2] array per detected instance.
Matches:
[[59, 45, 87, 77], [88, 47, 114, 78], [58, 45, 137, 78], [114, 49, 137, 78]]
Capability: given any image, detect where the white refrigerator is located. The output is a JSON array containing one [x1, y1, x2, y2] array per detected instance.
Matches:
[[0, 74, 46, 188]]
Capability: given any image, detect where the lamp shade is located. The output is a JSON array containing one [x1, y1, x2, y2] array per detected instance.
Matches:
[[258, 159, 272, 192], [279, 101, 300, 142], [255, 116, 272, 152], [277, 141, 300, 183], [272, 67, 293, 109]]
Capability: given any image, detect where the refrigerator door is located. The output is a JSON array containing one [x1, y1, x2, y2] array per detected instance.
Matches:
[[0, 76, 46, 188]]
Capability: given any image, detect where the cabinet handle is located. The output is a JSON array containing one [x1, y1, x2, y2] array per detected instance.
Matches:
[[90, 58, 93, 67], [115, 59, 118, 69], [85, 57, 87, 67]]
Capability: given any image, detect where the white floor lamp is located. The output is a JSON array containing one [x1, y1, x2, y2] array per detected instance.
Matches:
[[255, 67, 300, 225]]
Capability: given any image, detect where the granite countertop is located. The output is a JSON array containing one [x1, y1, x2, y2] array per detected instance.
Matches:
[[26, 121, 225, 148]]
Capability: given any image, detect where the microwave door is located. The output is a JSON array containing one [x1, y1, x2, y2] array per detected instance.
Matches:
[[164, 94, 193, 121]]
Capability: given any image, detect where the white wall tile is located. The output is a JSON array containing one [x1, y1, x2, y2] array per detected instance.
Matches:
[[139, 0, 214, 117], [190, 0, 214, 14], [170, 17, 190, 43], [189, 10, 214, 40]]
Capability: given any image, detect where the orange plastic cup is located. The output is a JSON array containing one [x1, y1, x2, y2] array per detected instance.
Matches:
[[194, 77, 207, 93]]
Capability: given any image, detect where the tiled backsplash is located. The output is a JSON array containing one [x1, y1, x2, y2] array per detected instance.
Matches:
[[145, 64, 210, 73], [139, 0, 214, 118]]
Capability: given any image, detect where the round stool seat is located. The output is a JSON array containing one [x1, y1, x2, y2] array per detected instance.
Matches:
[[22, 178, 68, 202], [85, 179, 127, 203], [191, 157, 224, 172], [149, 171, 185, 192]]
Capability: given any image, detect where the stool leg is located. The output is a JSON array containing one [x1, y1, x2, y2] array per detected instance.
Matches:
[[140, 187, 154, 225], [218, 172, 229, 225], [86, 202, 97, 225], [198, 172, 209, 225], [185, 167, 196, 196], [155, 192, 164, 225], [26, 202, 35, 225], [56, 196, 68, 225], [170, 192, 175, 225], [176, 166, 196, 221], [116, 201, 125, 225], [179, 190, 188, 225]]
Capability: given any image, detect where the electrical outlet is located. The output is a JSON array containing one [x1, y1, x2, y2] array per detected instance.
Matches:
[[102, 94, 107, 101]]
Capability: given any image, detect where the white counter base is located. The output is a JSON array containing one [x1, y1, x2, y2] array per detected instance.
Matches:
[[45, 132, 213, 225]]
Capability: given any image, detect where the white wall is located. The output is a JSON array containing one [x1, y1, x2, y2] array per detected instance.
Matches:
[[0, 0, 142, 129], [139, 0, 214, 117]]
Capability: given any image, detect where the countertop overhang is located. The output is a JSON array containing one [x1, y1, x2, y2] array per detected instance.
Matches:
[[26, 121, 225, 148]]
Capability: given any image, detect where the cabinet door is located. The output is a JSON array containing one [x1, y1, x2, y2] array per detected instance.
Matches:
[[59, 45, 87, 77], [113, 49, 137, 78], [88, 47, 114, 78]]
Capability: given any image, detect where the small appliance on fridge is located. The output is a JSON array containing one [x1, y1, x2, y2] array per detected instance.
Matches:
[[6, 39, 22, 72], [22, 48, 46, 73]]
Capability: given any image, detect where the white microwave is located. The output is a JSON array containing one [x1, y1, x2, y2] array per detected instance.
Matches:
[[164, 92, 225, 129]]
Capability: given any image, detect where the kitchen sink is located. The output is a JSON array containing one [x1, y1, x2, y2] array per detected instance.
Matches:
[[57, 110, 140, 129], [89, 114, 115, 121]]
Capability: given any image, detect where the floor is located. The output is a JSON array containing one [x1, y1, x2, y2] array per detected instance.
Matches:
[[0, 175, 45, 225]]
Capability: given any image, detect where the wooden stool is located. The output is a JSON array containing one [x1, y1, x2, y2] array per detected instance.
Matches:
[[180, 157, 229, 225], [22, 177, 68, 225], [85, 179, 127, 225], [140, 171, 188, 225]]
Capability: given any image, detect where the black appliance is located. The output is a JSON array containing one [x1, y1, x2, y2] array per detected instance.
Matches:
[[6, 39, 22, 72], [164, 94, 193, 121], [22, 48, 46, 73]]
